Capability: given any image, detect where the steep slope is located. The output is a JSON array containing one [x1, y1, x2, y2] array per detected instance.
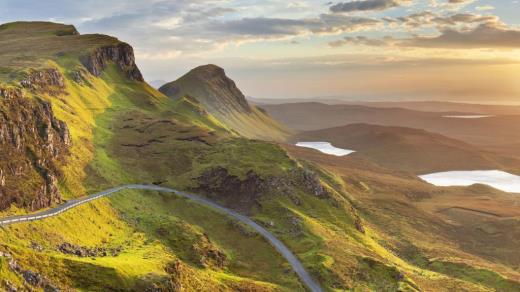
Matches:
[[0, 22, 305, 291], [0, 21, 518, 292], [295, 123, 504, 174], [159, 64, 289, 141]]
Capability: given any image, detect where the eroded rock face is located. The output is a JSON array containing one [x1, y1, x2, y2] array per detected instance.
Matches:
[[0, 87, 71, 211], [20, 68, 65, 95], [81, 43, 144, 81], [57, 242, 122, 257], [196, 167, 266, 211], [195, 166, 331, 212], [192, 233, 227, 268], [1, 251, 59, 291]]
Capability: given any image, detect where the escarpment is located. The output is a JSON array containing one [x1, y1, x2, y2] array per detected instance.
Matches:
[[20, 68, 65, 95], [0, 86, 71, 211], [195, 166, 331, 212], [81, 43, 144, 81]]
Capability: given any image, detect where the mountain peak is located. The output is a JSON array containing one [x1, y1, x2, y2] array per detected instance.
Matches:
[[189, 64, 226, 79], [159, 64, 289, 141], [160, 64, 251, 114]]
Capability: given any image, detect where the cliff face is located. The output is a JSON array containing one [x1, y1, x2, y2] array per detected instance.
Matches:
[[195, 166, 330, 213], [0, 22, 145, 212], [0, 86, 71, 211], [81, 43, 144, 81], [20, 68, 65, 95]]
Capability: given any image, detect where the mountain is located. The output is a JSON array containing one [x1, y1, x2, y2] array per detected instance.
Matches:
[[295, 123, 505, 174], [159, 64, 289, 141], [0, 21, 519, 292], [0, 21, 366, 291]]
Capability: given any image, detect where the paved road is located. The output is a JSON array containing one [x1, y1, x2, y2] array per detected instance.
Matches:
[[0, 184, 323, 292]]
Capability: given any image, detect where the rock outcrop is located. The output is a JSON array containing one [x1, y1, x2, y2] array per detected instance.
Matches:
[[1, 251, 59, 291], [57, 242, 122, 257], [81, 43, 144, 81], [195, 166, 330, 212], [0, 86, 71, 211], [20, 68, 65, 95]]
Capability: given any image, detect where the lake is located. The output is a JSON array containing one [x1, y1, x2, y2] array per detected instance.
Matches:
[[442, 115, 494, 119], [419, 170, 520, 193], [296, 142, 355, 156]]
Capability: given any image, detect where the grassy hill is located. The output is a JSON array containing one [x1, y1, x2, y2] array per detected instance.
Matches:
[[0, 21, 518, 292], [295, 123, 507, 174], [159, 64, 290, 142]]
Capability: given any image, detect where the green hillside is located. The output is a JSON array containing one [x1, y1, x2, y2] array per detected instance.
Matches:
[[159, 64, 290, 142], [0, 21, 518, 292]]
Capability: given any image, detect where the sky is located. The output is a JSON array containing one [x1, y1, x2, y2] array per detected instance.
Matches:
[[1, 0, 519, 103]]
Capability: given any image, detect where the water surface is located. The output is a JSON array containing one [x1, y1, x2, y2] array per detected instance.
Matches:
[[296, 142, 355, 156], [420, 170, 520, 193], [442, 115, 494, 119]]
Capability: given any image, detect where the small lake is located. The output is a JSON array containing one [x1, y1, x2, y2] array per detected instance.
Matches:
[[419, 170, 520, 193], [296, 142, 355, 156], [442, 115, 494, 119]]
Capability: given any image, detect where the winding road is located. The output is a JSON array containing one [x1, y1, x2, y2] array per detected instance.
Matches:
[[0, 184, 323, 292]]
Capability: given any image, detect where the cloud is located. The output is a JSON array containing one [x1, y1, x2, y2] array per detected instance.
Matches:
[[330, 13, 520, 49], [405, 22, 520, 48], [447, 0, 472, 3], [329, 35, 395, 47], [329, 0, 411, 13], [475, 5, 495, 11], [205, 14, 382, 39], [392, 11, 499, 28]]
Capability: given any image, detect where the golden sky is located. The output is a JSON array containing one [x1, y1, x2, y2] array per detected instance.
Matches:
[[1, 0, 519, 103]]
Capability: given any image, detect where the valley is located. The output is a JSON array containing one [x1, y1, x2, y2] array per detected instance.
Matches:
[[0, 20, 518, 292]]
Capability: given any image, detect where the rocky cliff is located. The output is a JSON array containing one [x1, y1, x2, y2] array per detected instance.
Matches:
[[81, 43, 144, 81], [195, 166, 330, 213], [0, 85, 71, 211]]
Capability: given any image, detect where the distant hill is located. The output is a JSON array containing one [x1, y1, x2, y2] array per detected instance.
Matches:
[[295, 124, 503, 174], [2, 21, 519, 292], [263, 102, 520, 159], [159, 64, 289, 141], [251, 98, 520, 115]]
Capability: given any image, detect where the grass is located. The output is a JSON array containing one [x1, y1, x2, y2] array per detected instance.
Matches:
[[1, 21, 519, 292]]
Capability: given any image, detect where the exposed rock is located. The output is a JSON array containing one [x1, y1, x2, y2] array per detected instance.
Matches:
[[0, 168, 5, 187], [21, 270, 44, 287], [354, 216, 365, 234], [191, 234, 227, 268], [3, 280, 18, 292], [0, 87, 71, 211], [80, 43, 144, 81], [196, 167, 266, 212], [290, 168, 330, 198], [287, 214, 304, 237], [4, 251, 58, 291], [57, 242, 122, 257], [0, 87, 24, 99], [156, 227, 170, 237], [30, 241, 44, 252], [195, 166, 331, 212], [20, 68, 65, 95]]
